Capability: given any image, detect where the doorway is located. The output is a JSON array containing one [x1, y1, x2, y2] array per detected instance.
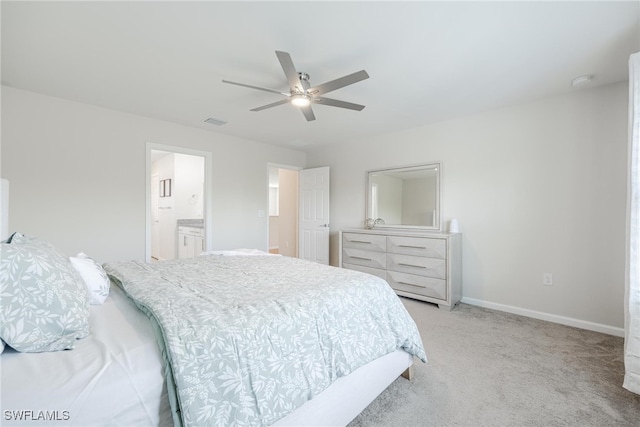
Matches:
[[268, 165, 299, 257], [146, 143, 212, 262], [267, 165, 330, 264]]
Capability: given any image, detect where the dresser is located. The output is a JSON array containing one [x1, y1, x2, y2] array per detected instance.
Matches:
[[340, 229, 462, 310]]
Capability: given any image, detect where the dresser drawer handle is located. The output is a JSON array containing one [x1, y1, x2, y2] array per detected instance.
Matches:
[[351, 240, 372, 244], [351, 256, 372, 261], [397, 263, 426, 268], [397, 281, 426, 288], [398, 245, 427, 249]]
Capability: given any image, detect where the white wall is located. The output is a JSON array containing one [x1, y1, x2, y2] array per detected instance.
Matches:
[[174, 153, 205, 220], [1, 87, 306, 262], [307, 83, 628, 332]]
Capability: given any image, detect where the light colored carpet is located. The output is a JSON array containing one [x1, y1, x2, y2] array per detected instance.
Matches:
[[348, 298, 640, 427]]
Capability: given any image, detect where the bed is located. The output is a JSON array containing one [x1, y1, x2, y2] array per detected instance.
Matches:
[[1, 236, 426, 427]]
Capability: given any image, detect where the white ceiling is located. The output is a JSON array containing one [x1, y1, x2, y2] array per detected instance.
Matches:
[[2, 1, 639, 152]]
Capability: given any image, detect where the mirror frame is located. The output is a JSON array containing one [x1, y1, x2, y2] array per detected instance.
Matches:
[[366, 162, 441, 231]]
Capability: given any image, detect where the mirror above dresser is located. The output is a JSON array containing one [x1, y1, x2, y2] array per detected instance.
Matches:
[[366, 163, 440, 231]]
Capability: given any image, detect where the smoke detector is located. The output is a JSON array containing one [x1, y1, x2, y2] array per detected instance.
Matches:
[[571, 75, 593, 88]]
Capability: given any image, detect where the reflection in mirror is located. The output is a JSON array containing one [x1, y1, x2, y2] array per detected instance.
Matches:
[[367, 163, 440, 230]]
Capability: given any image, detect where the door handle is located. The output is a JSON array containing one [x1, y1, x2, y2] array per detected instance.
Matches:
[[320, 224, 330, 228]]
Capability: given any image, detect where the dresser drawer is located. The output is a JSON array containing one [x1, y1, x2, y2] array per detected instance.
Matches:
[[387, 271, 447, 300], [342, 233, 386, 252], [343, 248, 386, 270], [342, 263, 387, 281], [387, 235, 446, 259], [387, 253, 446, 279]]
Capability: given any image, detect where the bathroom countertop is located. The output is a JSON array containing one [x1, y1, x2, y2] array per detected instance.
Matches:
[[177, 219, 204, 228]]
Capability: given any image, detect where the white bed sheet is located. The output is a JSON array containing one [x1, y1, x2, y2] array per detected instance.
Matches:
[[0, 285, 172, 427]]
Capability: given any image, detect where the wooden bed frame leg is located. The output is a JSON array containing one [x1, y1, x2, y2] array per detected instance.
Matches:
[[401, 365, 413, 380]]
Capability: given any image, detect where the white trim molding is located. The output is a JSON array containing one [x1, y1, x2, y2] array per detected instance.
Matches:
[[461, 297, 624, 337]]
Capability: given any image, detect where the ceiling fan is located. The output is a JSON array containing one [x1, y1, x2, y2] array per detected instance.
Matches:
[[222, 51, 369, 122]]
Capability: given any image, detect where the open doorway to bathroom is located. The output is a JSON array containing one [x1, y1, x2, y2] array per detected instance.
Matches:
[[268, 165, 299, 257], [146, 143, 212, 262]]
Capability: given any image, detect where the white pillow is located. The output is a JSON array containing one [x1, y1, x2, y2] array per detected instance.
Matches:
[[69, 252, 110, 305], [0, 339, 4, 354]]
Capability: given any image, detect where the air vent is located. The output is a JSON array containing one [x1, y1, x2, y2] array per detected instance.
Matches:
[[204, 117, 227, 126]]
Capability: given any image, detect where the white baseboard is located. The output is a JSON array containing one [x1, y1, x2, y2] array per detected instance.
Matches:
[[460, 297, 624, 337]]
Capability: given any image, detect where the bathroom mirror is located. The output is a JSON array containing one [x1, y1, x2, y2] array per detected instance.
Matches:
[[366, 163, 441, 230]]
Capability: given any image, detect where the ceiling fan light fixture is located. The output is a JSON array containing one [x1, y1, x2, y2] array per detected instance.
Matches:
[[291, 94, 311, 107]]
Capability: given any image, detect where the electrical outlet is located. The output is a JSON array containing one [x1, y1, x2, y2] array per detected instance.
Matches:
[[543, 273, 553, 286]]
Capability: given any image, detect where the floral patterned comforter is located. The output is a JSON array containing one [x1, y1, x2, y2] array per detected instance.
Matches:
[[104, 255, 426, 427]]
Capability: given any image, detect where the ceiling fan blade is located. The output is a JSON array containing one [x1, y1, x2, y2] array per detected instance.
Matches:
[[222, 80, 289, 96], [314, 97, 365, 111], [308, 70, 369, 96], [275, 51, 302, 92], [301, 105, 316, 121], [250, 98, 291, 112]]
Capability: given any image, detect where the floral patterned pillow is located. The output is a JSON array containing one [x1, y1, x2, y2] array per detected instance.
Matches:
[[0, 233, 90, 352]]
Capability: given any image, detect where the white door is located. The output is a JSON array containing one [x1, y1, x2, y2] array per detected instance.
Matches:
[[299, 167, 330, 264], [151, 173, 161, 260]]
